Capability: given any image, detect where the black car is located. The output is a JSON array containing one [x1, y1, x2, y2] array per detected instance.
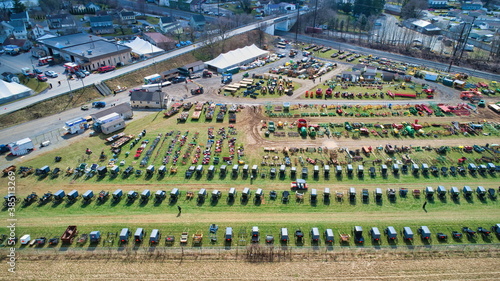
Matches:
[[171, 76, 187, 83]]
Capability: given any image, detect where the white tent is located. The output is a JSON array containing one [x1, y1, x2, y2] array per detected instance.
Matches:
[[205, 44, 269, 73], [123, 37, 163, 55], [0, 80, 33, 105]]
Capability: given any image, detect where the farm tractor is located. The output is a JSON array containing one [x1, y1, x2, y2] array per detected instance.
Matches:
[[221, 73, 232, 84]]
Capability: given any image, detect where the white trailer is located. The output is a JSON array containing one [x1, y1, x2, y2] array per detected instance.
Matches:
[[63, 117, 88, 135], [8, 138, 34, 156]]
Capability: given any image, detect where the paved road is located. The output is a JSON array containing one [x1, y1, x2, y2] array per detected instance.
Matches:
[[279, 32, 500, 82]]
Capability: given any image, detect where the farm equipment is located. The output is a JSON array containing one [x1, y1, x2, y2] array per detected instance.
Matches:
[[180, 231, 189, 244], [127, 191, 138, 203], [202, 70, 212, 78], [209, 224, 219, 243], [339, 232, 351, 244], [418, 226, 431, 241], [477, 227, 491, 238], [23, 193, 38, 206], [251, 226, 260, 243], [149, 229, 161, 245], [39, 192, 53, 204], [2, 165, 16, 176], [295, 229, 304, 244], [437, 233, 448, 241], [89, 231, 101, 244], [452, 231, 463, 240], [291, 179, 307, 190], [462, 227, 476, 239], [221, 73, 232, 84], [165, 235, 175, 245], [77, 233, 88, 245], [353, 226, 364, 244], [119, 228, 131, 244], [61, 225, 78, 244], [191, 87, 204, 95], [97, 190, 109, 202]]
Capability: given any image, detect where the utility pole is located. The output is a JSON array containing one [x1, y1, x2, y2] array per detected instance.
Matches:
[[458, 16, 477, 62], [312, 0, 318, 30], [447, 21, 468, 72], [295, 1, 300, 43]]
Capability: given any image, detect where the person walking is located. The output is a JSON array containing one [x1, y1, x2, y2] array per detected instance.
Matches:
[[58, 81, 61, 86], [177, 205, 182, 215]]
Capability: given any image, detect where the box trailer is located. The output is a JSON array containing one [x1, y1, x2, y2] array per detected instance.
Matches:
[[8, 138, 34, 156], [63, 117, 88, 135]]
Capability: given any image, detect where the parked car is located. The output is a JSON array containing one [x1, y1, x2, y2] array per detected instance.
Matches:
[[33, 68, 43, 74], [36, 74, 48, 82], [81, 105, 89, 110], [97, 65, 116, 73], [171, 76, 187, 83], [44, 70, 58, 78], [75, 71, 86, 78], [81, 69, 90, 76]]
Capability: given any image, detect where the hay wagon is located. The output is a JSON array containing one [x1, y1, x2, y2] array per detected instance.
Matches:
[[61, 225, 78, 244]]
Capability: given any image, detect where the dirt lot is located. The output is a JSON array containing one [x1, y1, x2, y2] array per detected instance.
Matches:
[[2, 247, 499, 280]]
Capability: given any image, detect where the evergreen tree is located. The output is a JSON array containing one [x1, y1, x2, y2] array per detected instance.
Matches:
[[13, 0, 26, 13]]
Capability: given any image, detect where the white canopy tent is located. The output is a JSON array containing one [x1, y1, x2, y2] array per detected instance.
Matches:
[[123, 37, 163, 56], [0, 80, 33, 105], [205, 44, 269, 73]]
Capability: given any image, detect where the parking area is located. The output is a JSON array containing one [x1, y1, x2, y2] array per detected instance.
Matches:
[[0, 52, 66, 78]]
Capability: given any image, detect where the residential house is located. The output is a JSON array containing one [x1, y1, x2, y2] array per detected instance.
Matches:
[[189, 14, 206, 30], [428, 0, 448, 8], [32, 23, 50, 39], [265, 4, 280, 15], [3, 37, 32, 51], [143, 32, 175, 50], [9, 20, 28, 39], [461, 1, 483, 10], [341, 71, 360, 82], [469, 29, 494, 42], [89, 15, 114, 35], [382, 72, 396, 81], [72, 4, 86, 13], [190, 0, 203, 12], [130, 90, 167, 109], [159, 16, 182, 34], [91, 103, 133, 121], [86, 2, 101, 11], [278, 2, 296, 12], [120, 11, 136, 24], [10, 11, 30, 27], [47, 14, 77, 29]]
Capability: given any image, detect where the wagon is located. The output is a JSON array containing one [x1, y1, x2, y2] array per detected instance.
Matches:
[[112, 189, 123, 202], [462, 227, 476, 238], [348, 187, 356, 202], [346, 164, 353, 176], [251, 227, 260, 243], [228, 188, 237, 201], [149, 229, 161, 245], [385, 226, 397, 241], [399, 188, 408, 197], [140, 190, 150, 203], [77, 233, 88, 245], [413, 189, 421, 198], [155, 190, 166, 202], [146, 165, 155, 176], [119, 228, 131, 244], [242, 187, 251, 200], [23, 193, 38, 206], [476, 186, 486, 198], [198, 188, 207, 203], [462, 186, 473, 198], [353, 226, 364, 244], [97, 190, 109, 202], [61, 225, 78, 244], [255, 188, 263, 202], [436, 232, 448, 241], [450, 186, 460, 199], [82, 190, 94, 202], [211, 190, 222, 202], [374, 188, 383, 202], [38, 192, 52, 204], [437, 186, 447, 198], [402, 227, 414, 241], [89, 231, 101, 243], [387, 188, 396, 201], [425, 186, 434, 198], [370, 227, 381, 242], [282, 191, 290, 203], [127, 190, 138, 202], [324, 188, 330, 201], [53, 190, 65, 201], [339, 233, 350, 243], [418, 226, 431, 241], [295, 229, 304, 243], [158, 165, 166, 175], [310, 189, 317, 203], [335, 165, 342, 175], [169, 188, 179, 202], [269, 190, 277, 200], [67, 190, 79, 202], [477, 227, 491, 237]]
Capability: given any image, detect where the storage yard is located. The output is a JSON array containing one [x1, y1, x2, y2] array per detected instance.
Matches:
[[1, 41, 500, 278]]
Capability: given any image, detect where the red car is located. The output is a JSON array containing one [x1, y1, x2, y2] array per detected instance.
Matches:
[[97, 65, 116, 73], [37, 74, 48, 82]]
